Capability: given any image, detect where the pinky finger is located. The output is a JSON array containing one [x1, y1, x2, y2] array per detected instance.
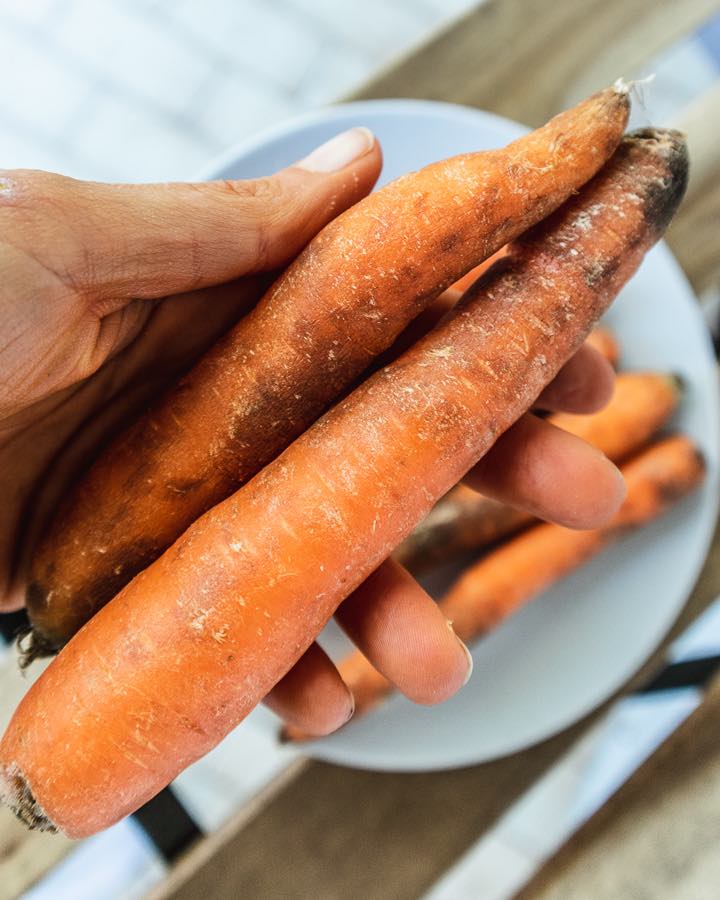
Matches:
[[264, 642, 354, 737]]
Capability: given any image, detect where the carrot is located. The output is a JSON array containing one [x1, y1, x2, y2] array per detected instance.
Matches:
[[0, 128, 687, 837], [395, 371, 682, 573], [285, 434, 704, 737], [442, 435, 705, 638], [23, 86, 631, 660], [586, 326, 620, 367], [450, 246, 509, 293], [551, 372, 681, 460]]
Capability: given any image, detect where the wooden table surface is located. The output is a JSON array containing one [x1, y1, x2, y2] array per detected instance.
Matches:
[[3, 0, 720, 897]]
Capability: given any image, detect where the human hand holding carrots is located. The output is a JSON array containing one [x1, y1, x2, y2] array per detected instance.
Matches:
[[1, 105, 623, 741], [1, 86, 692, 839]]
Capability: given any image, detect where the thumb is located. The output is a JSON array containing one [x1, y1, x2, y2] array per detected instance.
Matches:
[[16, 127, 381, 303]]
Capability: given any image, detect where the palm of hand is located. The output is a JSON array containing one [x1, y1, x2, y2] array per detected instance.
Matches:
[[0, 241, 266, 610]]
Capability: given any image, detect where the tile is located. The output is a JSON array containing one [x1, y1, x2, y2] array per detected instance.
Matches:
[[172, 0, 320, 91], [0, 28, 92, 135], [295, 41, 371, 106], [0, 126, 80, 176], [0, 0, 62, 27], [424, 834, 536, 900], [284, 0, 432, 59], [22, 819, 166, 900], [197, 74, 293, 149], [57, 0, 212, 114], [71, 93, 213, 181], [670, 596, 720, 662]]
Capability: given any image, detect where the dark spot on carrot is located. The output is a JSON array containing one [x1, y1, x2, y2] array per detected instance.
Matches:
[[440, 233, 460, 253], [583, 255, 620, 287], [631, 129, 689, 235], [401, 263, 420, 281], [1, 768, 55, 832]]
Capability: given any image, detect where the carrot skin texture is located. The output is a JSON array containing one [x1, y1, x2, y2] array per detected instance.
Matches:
[[395, 371, 682, 573], [0, 129, 687, 837], [25, 86, 631, 654], [284, 434, 704, 737]]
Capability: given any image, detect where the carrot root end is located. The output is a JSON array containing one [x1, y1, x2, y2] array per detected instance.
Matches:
[[16, 628, 60, 670], [0, 764, 57, 833]]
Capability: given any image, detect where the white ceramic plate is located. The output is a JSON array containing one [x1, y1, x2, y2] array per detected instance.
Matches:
[[197, 100, 720, 771]]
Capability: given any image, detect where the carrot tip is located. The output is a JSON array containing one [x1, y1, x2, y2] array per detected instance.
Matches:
[[613, 77, 631, 96], [0, 764, 57, 833]]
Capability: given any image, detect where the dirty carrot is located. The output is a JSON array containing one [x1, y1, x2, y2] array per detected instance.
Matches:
[[395, 371, 683, 573], [24, 85, 632, 659], [0, 128, 687, 837], [285, 433, 704, 736]]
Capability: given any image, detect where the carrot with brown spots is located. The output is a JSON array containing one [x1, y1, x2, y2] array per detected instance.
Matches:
[[0, 128, 686, 838], [24, 86, 631, 658], [285, 434, 704, 737], [396, 371, 682, 573]]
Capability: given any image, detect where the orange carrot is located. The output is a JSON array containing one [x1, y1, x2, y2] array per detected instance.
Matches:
[[551, 372, 681, 461], [586, 326, 620, 367], [395, 371, 682, 572], [24, 86, 631, 660], [285, 434, 704, 736], [450, 246, 509, 293], [441, 435, 704, 638], [0, 128, 687, 837]]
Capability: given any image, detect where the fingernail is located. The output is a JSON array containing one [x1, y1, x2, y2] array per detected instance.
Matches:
[[459, 638, 474, 686], [343, 690, 356, 725], [448, 620, 474, 686], [297, 127, 374, 173]]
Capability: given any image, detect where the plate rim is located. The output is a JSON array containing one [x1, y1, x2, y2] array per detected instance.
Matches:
[[192, 97, 528, 181]]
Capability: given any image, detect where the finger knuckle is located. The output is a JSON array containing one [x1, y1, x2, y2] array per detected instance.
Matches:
[[216, 177, 289, 269]]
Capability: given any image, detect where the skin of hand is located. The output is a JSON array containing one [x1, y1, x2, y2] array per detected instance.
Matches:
[[0, 128, 622, 737]]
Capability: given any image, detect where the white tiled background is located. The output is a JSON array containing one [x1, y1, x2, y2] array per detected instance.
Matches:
[[0, 0, 476, 182]]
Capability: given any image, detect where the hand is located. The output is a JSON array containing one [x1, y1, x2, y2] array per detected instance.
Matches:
[[0, 127, 382, 613], [265, 342, 622, 736], [0, 130, 622, 737]]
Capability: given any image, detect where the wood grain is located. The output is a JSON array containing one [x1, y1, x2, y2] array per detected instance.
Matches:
[[667, 84, 720, 294], [350, 0, 718, 125]]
